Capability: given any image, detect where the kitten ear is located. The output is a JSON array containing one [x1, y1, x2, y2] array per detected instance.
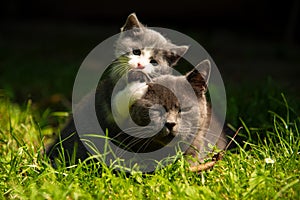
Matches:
[[195, 59, 211, 85], [166, 45, 189, 66], [186, 59, 211, 95], [121, 13, 142, 31]]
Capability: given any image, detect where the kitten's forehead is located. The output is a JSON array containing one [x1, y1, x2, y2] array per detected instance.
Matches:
[[153, 75, 197, 99], [153, 75, 188, 91], [143, 48, 153, 57], [142, 29, 168, 47], [145, 75, 197, 106], [116, 28, 170, 54], [145, 84, 179, 109]]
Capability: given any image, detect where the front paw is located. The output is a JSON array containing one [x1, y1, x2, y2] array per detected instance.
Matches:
[[128, 70, 148, 83]]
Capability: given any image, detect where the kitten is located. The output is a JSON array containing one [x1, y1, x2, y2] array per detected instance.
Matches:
[[110, 13, 189, 82], [114, 59, 228, 165], [46, 13, 188, 164], [109, 13, 188, 122]]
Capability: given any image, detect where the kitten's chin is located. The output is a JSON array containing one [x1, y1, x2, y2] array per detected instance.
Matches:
[[152, 128, 178, 147]]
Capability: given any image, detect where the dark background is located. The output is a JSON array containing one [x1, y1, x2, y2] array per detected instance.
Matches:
[[0, 0, 299, 111], [1, 0, 299, 39]]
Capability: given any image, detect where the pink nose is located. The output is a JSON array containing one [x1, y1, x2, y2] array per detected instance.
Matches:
[[137, 63, 144, 69]]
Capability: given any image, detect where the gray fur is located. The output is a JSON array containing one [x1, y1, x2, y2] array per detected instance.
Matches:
[[128, 59, 227, 165], [46, 59, 227, 168], [46, 14, 195, 167], [114, 13, 188, 79]]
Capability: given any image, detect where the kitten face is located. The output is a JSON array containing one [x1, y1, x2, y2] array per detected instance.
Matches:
[[114, 13, 188, 79], [127, 48, 161, 75], [130, 76, 202, 145], [129, 60, 211, 149]]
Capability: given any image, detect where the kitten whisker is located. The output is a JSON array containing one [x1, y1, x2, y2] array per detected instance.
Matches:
[[121, 126, 159, 135], [130, 137, 154, 152], [183, 132, 223, 146], [114, 135, 152, 156], [109, 61, 131, 80]]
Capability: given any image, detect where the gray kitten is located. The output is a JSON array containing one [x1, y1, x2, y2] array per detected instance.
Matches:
[[118, 59, 228, 165]]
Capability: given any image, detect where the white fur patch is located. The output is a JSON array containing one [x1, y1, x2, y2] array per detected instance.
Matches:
[[128, 49, 154, 74], [112, 82, 148, 123]]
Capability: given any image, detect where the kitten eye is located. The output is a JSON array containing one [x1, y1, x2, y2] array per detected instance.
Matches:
[[179, 107, 191, 113], [151, 108, 164, 115], [149, 105, 166, 116], [150, 59, 158, 66], [132, 49, 141, 55]]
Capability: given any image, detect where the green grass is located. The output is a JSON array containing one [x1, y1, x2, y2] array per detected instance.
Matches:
[[0, 88, 299, 199]]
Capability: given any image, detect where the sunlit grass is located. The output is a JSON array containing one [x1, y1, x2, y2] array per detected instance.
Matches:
[[0, 89, 299, 199]]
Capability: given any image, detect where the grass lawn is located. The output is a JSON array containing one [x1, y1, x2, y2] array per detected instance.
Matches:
[[0, 22, 300, 199], [0, 90, 299, 199]]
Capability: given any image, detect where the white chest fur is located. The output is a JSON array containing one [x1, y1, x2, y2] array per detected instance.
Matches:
[[112, 81, 148, 124]]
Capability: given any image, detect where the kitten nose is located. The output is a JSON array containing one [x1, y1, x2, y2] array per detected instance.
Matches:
[[137, 63, 144, 69], [165, 121, 176, 131]]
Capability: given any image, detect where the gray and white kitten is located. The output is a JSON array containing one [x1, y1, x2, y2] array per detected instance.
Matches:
[[108, 13, 189, 123], [110, 13, 189, 82]]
